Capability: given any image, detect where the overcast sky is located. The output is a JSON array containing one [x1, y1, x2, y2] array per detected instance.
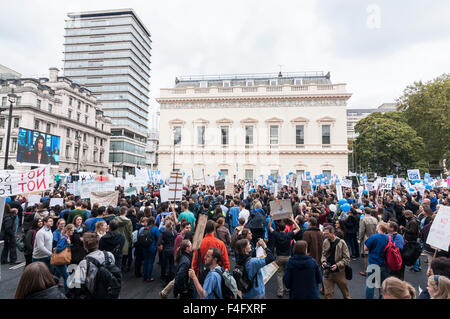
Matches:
[[1, 0, 449, 128]]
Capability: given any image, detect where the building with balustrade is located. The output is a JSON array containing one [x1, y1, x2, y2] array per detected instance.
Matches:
[[157, 71, 352, 180], [0, 67, 111, 175]]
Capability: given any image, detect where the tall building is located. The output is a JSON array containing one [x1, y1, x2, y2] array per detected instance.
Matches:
[[157, 71, 351, 180], [0, 67, 111, 174], [63, 9, 151, 177]]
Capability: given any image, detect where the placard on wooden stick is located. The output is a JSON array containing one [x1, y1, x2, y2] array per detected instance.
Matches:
[[269, 199, 293, 220], [192, 214, 208, 250], [168, 171, 183, 202]]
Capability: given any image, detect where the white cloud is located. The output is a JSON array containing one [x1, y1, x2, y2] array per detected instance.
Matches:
[[1, 0, 449, 124]]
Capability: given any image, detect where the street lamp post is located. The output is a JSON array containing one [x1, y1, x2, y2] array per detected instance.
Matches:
[[75, 133, 81, 174], [374, 122, 378, 177], [3, 89, 17, 169], [172, 127, 176, 171]]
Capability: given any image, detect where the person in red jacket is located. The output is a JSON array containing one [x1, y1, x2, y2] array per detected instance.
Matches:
[[192, 220, 230, 278]]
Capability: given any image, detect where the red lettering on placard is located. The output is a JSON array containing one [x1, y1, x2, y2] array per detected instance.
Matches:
[[36, 178, 46, 191], [36, 167, 46, 178], [27, 180, 36, 192], [18, 182, 26, 193], [28, 171, 36, 179]]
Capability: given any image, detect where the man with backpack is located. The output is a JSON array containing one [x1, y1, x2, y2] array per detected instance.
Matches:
[[114, 206, 133, 272], [188, 247, 223, 299], [99, 220, 125, 269], [364, 222, 391, 299], [67, 232, 122, 299]]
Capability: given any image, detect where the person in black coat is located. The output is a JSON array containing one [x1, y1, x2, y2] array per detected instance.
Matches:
[[342, 209, 359, 258], [173, 239, 195, 299], [1, 206, 19, 264], [99, 219, 125, 269]]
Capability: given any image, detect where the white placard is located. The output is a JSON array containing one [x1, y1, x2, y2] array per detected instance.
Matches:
[[79, 172, 95, 183], [160, 187, 169, 203], [426, 206, 450, 252], [407, 169, 421, 181], [341, 179, 353, 188], [380, 177, 394, 190], [261, 261, 279, 285], [49, 198, 64, 207], [66, 183, 75, 194], [336, 183, 344, 200], [0, 166, 51, 196], [28, 195, 41, 207]]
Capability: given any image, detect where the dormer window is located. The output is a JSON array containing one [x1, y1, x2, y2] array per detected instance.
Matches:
[[270, 79, 278, 86], [223, 81, 231, 87], [246, 80, 254, 87], [200, 81, 208, 88]]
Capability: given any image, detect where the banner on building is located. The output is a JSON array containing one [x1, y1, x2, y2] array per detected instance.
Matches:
[[0, 166, 51, 196]]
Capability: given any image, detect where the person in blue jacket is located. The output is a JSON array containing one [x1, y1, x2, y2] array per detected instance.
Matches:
[[228, 201, 240, 236], [283, 240, 322, 299], [138, 216, 160, 282], [54, 224, 74, 292], [234, 238, 275, 299]]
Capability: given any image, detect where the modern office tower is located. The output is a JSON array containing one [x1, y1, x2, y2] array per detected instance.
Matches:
[[63, 9, 151, 177]]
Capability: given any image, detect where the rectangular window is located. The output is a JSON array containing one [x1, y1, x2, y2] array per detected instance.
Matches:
[[74, 146, 78, 159], [66, 128, 70, 138], [68, 110, 72, 119], [270, 170, 278, 180], [11, 138, 17, 153], [34, 120, 39, 130], [85, 116, 88, 124], [245, 125, 253, 145], [13, 118, 19, 128], [221, 126, 229, 145], [95, 121, 98, 128], [94, 137, 97, 145], [93, 150, 97, 162], [174, 126, 181, 145], [83, 133, 87, 142], [323, 170, 331, 176], [0, 118, 4, 128], [46, 123, 51, 133], [85, 104, 89, 112], [270, 125, 279, 144], [322, 125, 331, 144], [69, 97, 72, 106], [296, 170, 305, 179], [296, 125, 304, 145], [270, 79, 278, 86], [48, 104, 52, 113], [37, 99, 41, 109], [17, 96, 21, 105], [65, 145, 70, 159], [245, 169, 253, 181], [77, 113, 81, 122], [220, 169, 228, 178], [78, 101, 81, 109], [197, 126, 205, 145], [99, 152, 103, 163], [0, 137, 3, 150], [100, 139, 103, 146], [1, 97, 6, 106]]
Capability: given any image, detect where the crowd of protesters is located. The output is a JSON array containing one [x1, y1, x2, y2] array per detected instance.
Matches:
[[1, 179, 449, 299]]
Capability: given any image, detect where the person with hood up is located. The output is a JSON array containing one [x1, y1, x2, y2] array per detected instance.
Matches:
[[245, 202, 267, 248], [99, 219, 125, 269], [114, 206, 133, 272]]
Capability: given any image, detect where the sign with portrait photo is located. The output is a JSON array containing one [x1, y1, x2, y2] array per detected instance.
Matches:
[[16, 128, 60, 166]]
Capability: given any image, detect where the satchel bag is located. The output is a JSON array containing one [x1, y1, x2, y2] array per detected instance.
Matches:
[[345, 265, 353, 280], [50, 247, 72, 265]]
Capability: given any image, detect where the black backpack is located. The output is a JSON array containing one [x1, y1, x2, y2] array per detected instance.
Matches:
[[402, 241, 422, 266], [232, 256, 257, 293], [197, 249, 209, 285], [86, 251, 122, 299], [137, 227, 153, 248]]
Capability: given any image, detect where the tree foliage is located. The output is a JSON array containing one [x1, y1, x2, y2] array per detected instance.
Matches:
[[397, 74, 450, 170], [354, 112, 427, 176]]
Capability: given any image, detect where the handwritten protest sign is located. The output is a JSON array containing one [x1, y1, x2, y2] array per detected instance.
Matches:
[[0, 166, 51, 196], [27, 195, 41, 207], [426, 206, 450, 252], [301, 181, 311, 195], [168, 171, 183, 201], [269, 199, 293, 221], [407, 169, 421, 181], [341, 179, 353, 189], [336, 183, 344, 200], [79, 172, 95, 183], [49, 198, 64, 208], [261, 261, 279, 285], [380, 177, 394, 190], [90, 191, 119, 208], [192, 214, 208, 250], [225, 183, 234, 196], [66, 183, 75, 194]]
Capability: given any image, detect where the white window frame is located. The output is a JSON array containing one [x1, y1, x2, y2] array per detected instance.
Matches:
[[246, 80, 254, 87], [197, 125, 205, 145], [270, 79, 278, 86], [245, 125, 254, 145], [221, 126, 229, 145], [322, 124, 331, 145], [270, 125, 279, 145], [223, 81, 231, 87]]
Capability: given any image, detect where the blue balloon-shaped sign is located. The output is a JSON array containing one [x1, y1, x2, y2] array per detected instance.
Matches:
[[218, 171, 222, 175], [362, 190, 368, 195], [360, 205, 365, 210], [409, 188, 415, 192], [338, 199, 347, 206], [6, 197, 11, 203], [425, 185, 432, 190], [341, 203, 351, 213], [249, 189, 255, 193], [289, 172, 293, 175]]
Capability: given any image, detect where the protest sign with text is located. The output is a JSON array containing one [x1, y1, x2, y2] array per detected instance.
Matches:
[[0, 166, 51, 196]]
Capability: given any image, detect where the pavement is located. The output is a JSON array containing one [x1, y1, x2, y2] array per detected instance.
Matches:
[[0, 239, 429, 299]]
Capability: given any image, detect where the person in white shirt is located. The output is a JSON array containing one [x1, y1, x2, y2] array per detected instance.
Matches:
[[238, 202, 250, 224], [32, 216, 54, 269]]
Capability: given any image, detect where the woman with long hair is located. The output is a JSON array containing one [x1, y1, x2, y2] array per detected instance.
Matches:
[[234, 238, 275, 299], [23, 218, 43, 266], [215, 217, 231, 248], [157, 219, 177, 285], [381, 276, 416, 299], [53, 224, 74, 292], [173, 239, 194, 299], [427, 275, 450, 299], [26, 135, 51, 165], [70, 215, 86, 264], [95, 220, 107, 238], [14, 262, 66, 299]]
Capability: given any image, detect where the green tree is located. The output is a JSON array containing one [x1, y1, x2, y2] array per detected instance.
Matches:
[[397, 74, 450, 172], [354, 112, 427, 176]]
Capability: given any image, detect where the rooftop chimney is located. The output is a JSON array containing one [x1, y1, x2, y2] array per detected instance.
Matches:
[[49, 67, 59, 82]]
